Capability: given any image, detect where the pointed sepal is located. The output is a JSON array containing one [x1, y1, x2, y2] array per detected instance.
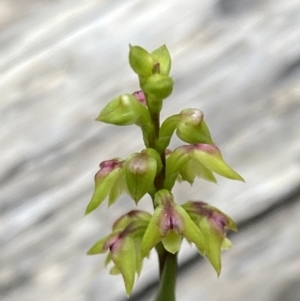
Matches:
[[140, 205, 164, 258], [129, 45, 154, 79], [191, 144, 244, 181], [151, 45, 172, 76], [165, 148, 190, 190], [179, 157, 217, 184], [111, 235, 136, 296], [87, 235, 114, 255]]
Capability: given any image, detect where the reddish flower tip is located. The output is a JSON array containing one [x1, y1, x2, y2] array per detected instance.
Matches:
[[95, 158, 124, 179], [132, 90, 147, 106]]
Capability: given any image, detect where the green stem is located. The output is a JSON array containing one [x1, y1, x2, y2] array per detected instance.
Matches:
[[145, 92, 177, 301], [155, 244, 177, 301]]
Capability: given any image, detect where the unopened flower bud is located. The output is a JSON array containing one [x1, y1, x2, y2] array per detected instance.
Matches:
[[97, 94, 146, 126], [141, 148, 163, 174], [125, 152, 157, 203], [143, 74, 174, 100], [176, 109, 213, 144], [151, 45, 172, 76], [129, 45, 154, 79]]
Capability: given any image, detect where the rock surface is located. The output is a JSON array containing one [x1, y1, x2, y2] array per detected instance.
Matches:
[[1, 0, 300, 300]]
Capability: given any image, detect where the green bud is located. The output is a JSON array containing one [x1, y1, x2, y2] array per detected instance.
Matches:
[[125, 152, 157, 203], [176, 109, 213, 144], [97, 94, 145, 126], [191, 144, 244, 182], [96, 93, 154, 147], [151, 45, 172, 76], [129, 45, 154, 78], [143, 74, 174, 100], [141, 148, 163, 174]]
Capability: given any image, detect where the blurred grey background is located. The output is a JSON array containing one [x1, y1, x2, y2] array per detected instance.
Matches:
[[1, 0, 300, 300]]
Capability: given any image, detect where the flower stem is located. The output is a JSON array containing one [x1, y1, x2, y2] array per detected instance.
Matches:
[[155, 243, 177, 301], [146, 92, 177, 301]]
